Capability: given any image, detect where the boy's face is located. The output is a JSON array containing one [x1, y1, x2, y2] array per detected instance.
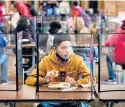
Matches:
[[56, 41, 72, 59]]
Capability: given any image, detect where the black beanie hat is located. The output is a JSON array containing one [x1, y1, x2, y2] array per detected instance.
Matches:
[[53, 34, 71, 47], [50, 21, 61, 29]]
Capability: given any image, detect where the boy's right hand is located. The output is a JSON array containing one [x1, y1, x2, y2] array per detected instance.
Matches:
[[44, 70, 58, 83]]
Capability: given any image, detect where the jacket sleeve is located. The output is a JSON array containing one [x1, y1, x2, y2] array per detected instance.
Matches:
[[25, 59, 46, 86], [105, 33, 118, 47], [0, 33, 7, 47], [16, 2, 31, 16], [77, 58, 96, 85], [16, 3, 23, 16]]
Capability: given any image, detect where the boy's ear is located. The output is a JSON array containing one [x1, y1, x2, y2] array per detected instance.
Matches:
[[53, 47, 56, 49], [53, 47, 58, 50]]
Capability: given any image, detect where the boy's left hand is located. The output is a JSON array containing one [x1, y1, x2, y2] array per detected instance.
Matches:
[[65, 76, 78, 86]]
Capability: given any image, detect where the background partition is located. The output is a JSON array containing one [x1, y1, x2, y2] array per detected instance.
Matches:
[[16, 32, 23, 91], [36, 33, 97, 100]]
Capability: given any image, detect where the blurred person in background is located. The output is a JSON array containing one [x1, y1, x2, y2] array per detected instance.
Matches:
[[40, 0, 60, 17], [47, 0, 60, 16], [11, 1, 32, 18], [59, 0, 70, 21], [72, 1, 92, 29], [8, 1, 20, 32], [25, 1, 38, 16], [38, 21, 62, 55], [0, 30, 8, 84], [67, 17, 90, 34], [40, 1, 48, 16], [11, 1, 36, 35], [15, 17, 35, 80], [0, 1, 6, 33], [72, 1, 82, 17], [67, 16, 98, 76], [104, 20, 125, 84]]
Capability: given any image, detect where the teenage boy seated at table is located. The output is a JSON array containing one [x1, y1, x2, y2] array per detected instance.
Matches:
[[25, 34, 95, 107]]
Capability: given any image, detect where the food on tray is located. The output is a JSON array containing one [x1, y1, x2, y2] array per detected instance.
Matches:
[[61, 82, 69, 86], [22, 39, 30, 43], [81, 82, 91, 88], [49, 82, 59, 86], [22, 39, 30, 42], [48, 82, 70, 89]]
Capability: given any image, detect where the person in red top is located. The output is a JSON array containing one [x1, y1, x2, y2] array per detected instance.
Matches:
[[11, 1, 35, 38], [0, 1, 6, 33], [12, 1, 33, 18], [72, 1, 92, 29], [104, 20, 125, 84], [72, 1, 83, 17]]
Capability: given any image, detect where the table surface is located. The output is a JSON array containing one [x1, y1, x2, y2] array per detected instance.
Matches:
[[0, 85, 36, 102], [1, 84, 125, 102], [0, 83, 16, 90], [98, 85, 125, 101], [7, 42, 35, 48], [39, 85, 91, 92], [36, 86, 94, 101], [0, 84, 94, 102]]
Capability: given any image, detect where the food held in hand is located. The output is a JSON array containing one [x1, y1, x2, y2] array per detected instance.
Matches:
[[52, 70, 59, 77]]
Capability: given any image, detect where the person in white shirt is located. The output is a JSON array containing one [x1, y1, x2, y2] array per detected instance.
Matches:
[[59, 0, 70, 20]]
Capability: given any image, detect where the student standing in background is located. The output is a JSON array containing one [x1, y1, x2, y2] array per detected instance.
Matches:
[[0, 30, 8, 84]]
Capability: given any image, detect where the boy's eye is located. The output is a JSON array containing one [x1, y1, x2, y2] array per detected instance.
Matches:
[[61, 47, 66, 49]]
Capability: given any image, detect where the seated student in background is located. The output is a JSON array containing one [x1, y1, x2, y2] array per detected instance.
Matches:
[[14, 16, 35, 81], [67, 16, 98, 75], [25, 34, 95, 107], [0, 30, 8, 84], [104, 20, 125, 84], [67, 16, 90, 34], [38, 21, 61, 55]]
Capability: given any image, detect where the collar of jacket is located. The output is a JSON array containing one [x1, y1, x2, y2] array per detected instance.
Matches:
[[56, 53, 69, 63]]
